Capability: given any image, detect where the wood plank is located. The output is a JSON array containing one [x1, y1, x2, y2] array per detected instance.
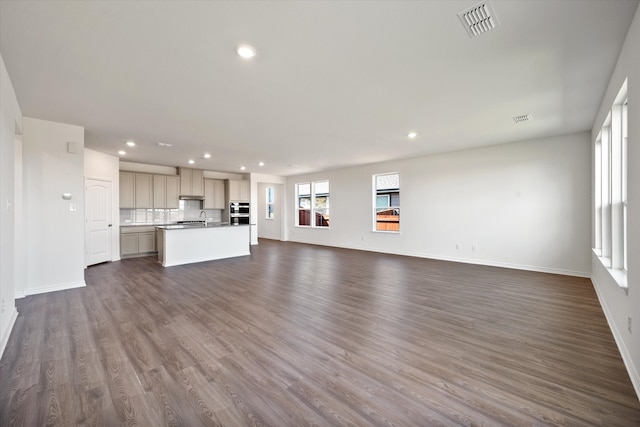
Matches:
[[1, 239, 638, 425]]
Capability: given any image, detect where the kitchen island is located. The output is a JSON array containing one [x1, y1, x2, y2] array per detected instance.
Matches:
[[156, 224, 250, 267]]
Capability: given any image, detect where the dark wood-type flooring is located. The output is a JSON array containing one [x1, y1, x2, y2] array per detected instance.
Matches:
[[1, 239, 639, 426]]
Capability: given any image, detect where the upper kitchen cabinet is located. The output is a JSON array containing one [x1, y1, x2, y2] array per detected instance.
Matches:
[[179, 167, 204, 197], [227, 179, 250, 202], [120, 172, 135, 208], [135, 174, 153, 208], [204, 179, 225, 209], [166, 176, 180, 208], [153, 175, 180, 209], [120, 172, 153, 208]]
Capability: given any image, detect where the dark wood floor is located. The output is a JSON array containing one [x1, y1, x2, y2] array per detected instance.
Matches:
[[1, 239, 639, 426]]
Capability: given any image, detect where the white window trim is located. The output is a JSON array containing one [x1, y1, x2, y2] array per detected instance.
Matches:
[[372, 172, 400, 234], [295, 180, 330, 229], [594, 79, 627, 290], [265, 186, 275, 220]]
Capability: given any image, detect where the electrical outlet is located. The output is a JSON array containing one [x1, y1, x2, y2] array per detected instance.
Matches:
[[628, 317, 632, 334], [456, 243, 460, 250], [472, 244, 477, 252]]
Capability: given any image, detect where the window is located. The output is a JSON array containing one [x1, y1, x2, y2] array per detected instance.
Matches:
[[594, 79, 627, 288], [622, 98, 628, 271], [374, 172, 399, 232], [266, 186, 275, 219], [296, 181, 329, 227]]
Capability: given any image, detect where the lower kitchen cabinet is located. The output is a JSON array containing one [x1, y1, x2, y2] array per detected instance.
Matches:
[[120, 226, 157, 257]]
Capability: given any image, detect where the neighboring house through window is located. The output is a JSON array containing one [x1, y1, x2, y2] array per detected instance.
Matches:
[[296, 181, 329, 227], [374, 172, 399, 232]]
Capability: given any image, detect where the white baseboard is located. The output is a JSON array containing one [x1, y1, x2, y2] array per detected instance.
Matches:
[[591, 276, 640, 401], [0, 307, 19, 359], [336, 243, 591, 278], [23, 280, 86, 297]]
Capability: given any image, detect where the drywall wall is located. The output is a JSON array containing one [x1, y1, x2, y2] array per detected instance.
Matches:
[[251, 173, 288, 244], [257, 182, 283, 240], [286, 132, 591, 277], [22, 117, 85, 295], [590, 4, 640, 399], [0, 53, 21, 357], [85, 148, 121, 262]]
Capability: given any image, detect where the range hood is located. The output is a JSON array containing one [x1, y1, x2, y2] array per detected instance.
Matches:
[[179, 195, 204, 200]]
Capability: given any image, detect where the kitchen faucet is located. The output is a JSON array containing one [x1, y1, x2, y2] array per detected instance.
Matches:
[[199, 210, 207, 226]]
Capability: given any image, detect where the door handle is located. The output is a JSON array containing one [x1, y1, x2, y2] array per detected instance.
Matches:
[[108, 224, 112, 227]]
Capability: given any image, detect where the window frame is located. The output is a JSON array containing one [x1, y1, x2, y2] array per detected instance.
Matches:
[[295, 180, 330, 228], [265, 186, 275, 220], [594, 79, 627, 289], [373, 172, 400, 233]]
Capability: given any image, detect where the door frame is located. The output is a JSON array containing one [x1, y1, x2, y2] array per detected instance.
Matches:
[[85, 177, 113, 266]]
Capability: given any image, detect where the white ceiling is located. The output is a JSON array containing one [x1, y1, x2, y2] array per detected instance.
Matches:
[[1, 0, 637, 176]]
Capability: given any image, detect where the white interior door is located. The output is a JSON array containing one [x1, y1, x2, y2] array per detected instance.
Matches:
[[85, 178, 112, 266]]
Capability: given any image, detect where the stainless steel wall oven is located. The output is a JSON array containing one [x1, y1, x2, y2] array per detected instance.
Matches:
[[229, 202, 250, 225]]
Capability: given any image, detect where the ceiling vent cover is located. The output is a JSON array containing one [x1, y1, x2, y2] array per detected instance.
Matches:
[[513, 114, 532, 124], [458, 1, 500, 38]]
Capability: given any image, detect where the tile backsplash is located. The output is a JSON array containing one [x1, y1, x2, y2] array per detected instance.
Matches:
[[120, 200, 222, 225]]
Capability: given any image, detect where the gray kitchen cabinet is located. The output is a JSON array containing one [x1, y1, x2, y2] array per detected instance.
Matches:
[[119, 172, 135, 208], [204, 179, 226, 209], [138, 232, 155, 253], [179, 167, 204, 197], [153, 175, 180, 209], [192, 169, 204, 196], [213, 179, 225, 208], [227, 179, 249, 202], [120, 226, 157, 258], [166, 176, 180, 208], [153, 175, 166, 208], [120, 233, 138, 256], [134, 173, 153, 208], [120, 171, 153, 209]]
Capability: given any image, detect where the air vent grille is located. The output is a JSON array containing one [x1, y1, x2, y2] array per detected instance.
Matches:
[[458, 2, 499, 38], [513, 114, 532, 124]]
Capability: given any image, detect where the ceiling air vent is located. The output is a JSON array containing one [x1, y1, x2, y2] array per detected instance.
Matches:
[[458, 1, 500, 38], [513, 114, 532, 124]]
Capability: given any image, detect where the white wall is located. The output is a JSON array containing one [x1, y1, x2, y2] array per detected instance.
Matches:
[[85, 148, 120, 262], [591, 5, 640, 398], [251, 173, 288, 244], [22, 117, 86, 295], [286, 132, 591, 277], [0, 53, 22, 357], [257, 182, 284, 240]]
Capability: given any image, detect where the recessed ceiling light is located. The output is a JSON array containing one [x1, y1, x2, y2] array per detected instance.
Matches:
[[188, 159, 195, 165], [407, 132, 418, 139], [237, 44, 256, 59], [203, 153, 211, 159], [126, 141, 136, 147], [157, 142, 173, 147], [240, 166, 246, 171], [258, 161, 264, 166], [118, 150, 126, 155]]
